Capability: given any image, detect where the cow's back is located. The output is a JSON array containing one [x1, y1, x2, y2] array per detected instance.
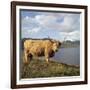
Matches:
[[24, 39, 52, 50]]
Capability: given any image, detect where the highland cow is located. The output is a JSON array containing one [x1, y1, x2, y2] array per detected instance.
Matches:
[[24, 39, 61, 64]]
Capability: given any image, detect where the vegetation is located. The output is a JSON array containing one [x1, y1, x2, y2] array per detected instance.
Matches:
[[20, 59, 80, 79]]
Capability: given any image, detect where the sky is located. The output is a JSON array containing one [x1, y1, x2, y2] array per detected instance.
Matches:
[[20, 10, 80, 41]]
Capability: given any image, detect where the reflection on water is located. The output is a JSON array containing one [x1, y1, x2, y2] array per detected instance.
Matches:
[[52, 47, 80, 66]]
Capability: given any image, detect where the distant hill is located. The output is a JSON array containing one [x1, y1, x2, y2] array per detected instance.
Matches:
[[61, 40, 80, 48]]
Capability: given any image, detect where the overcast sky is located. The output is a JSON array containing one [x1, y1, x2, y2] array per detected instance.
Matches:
[[21, 10, 80, 41]]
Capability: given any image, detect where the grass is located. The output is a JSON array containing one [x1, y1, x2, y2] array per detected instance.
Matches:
[[20, 59, 80, 78]]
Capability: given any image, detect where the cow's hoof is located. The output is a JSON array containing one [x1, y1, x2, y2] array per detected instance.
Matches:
[[24, 61, 29, 65], [46, 61, 49, 64]]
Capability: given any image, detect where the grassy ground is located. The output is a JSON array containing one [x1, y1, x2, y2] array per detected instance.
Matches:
[[20, 59, 80, 78]]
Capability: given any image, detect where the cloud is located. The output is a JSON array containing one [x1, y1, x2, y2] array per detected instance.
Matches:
[[22, 15, 39, 30], [34, 13, 80, 32], [68, 31, 80, 41], [59, 31, 80, 41], [28, 27, 41, 33], [21, 11, 80, 41]]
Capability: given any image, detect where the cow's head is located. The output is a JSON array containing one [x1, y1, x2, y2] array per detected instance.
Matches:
[[50, 39, 61, 52]]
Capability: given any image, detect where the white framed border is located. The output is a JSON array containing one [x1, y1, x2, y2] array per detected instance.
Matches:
[[16, 5, 85, 85]]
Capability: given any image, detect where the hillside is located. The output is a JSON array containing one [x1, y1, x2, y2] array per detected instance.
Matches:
[[21, 59, 80, 78]]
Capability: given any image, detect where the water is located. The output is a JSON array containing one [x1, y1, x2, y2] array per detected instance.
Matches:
[[52, 47, 80, 66]]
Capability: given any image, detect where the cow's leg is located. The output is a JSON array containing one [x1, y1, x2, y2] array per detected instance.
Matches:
[[46, 58, 49, 63], [24, 50, 28, 64], [45, 49, 49, 63], [28, 53, 33, 61]]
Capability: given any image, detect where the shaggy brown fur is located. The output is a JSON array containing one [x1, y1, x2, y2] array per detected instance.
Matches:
[[24, 39, 61, 64]]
